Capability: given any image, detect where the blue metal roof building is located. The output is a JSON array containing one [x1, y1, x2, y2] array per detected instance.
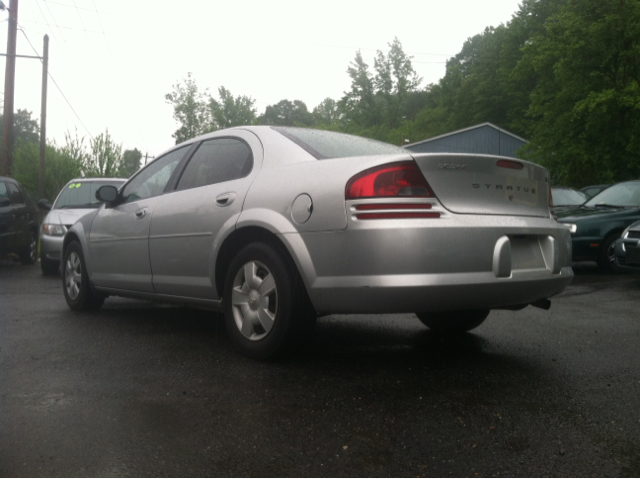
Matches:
[[404, 123, 527, 158]]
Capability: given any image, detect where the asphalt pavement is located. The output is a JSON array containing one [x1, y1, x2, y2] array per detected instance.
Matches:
[[1, 260, 639, 477]]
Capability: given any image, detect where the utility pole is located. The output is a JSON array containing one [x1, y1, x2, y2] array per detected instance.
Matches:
[[39, 34, 48, 199], [0, 0, 18, 176]]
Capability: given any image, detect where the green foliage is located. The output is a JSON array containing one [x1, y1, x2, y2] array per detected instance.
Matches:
[[0, 109, 41, 155], [209, 86, 257, 129], [522, 0, 640, 186], [11, 136, 84, 202], [257, 100, 314, 126], [120, 148, 142, 178], [86, 130, 122, 177], [165, 72, 212, 144]]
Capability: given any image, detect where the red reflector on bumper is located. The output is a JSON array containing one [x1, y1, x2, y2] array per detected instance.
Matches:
[[355, 203, 433, 211], [356, 212, 441, 220]]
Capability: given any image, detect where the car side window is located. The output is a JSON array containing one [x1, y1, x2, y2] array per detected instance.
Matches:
[[0, 182, 8, 201], [7, 183, 25, 204], [122, 146, 188, 203], [176, 138, 253, 191]]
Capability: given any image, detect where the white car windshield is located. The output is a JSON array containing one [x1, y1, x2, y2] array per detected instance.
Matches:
[[54, 180, 125, 209]]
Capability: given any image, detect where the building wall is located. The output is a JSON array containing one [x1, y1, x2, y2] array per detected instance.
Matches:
[[405, 124, 525, 158]]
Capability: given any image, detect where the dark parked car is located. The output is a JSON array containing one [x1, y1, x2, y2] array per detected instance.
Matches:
[[581, 184, 610, 198], [557, 180, 640, 272], [551, 186, 589, 213], [0, 176, 38, 264], [614, 220, 640, 270]]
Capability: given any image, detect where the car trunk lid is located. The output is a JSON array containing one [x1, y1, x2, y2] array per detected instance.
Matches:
[[411, 153, 551, 217]]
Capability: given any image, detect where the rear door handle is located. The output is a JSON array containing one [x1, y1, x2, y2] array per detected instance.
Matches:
[[135, 208, 147, 218], [215, 192, 236, 207]]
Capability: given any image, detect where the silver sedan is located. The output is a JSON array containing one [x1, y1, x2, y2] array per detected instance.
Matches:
[[61, 126, 573, 359]]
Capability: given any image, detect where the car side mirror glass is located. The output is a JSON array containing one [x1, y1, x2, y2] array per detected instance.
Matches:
[[96, 185, 119, 204], [0, 197, 9, 207], [38, 198, 52, 211]]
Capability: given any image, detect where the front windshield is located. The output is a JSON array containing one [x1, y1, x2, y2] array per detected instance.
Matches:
[[53, 180, 125, 209], [272, 127, 405, 159], [584, 181, 640, 207], [552, 188, 589, 206]]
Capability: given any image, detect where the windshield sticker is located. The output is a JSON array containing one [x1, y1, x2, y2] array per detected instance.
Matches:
[[69, 183, 82, 189]]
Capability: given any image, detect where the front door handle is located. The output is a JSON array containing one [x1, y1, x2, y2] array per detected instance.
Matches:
[[215, 192, 236, 207], [135, 208, 147, 218]]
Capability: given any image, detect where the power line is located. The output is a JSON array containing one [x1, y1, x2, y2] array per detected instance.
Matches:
[[92, 0, 110, 55], [19, 27, 94, 140], [71, 0, 92, 47], [33, 0, 57, 42], [40, 0, 66, 42], [41, 0, 118, 16]]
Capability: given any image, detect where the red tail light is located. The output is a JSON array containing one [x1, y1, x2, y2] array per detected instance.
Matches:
[[549, 187, 558, 221], [345, 161, 434, 199]]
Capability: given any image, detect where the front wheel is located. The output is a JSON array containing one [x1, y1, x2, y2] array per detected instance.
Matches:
[[62, 241, 104, 311], [416, 309, 490, 334], [597, 233, 623, 274], [223, 242, 315, 360], [20, 230, 37, 265]]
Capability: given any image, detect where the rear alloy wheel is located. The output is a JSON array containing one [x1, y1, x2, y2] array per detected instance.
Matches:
[[20, 230, 37, 265], [223, 242, 315, 360], [62, 241, 104, 311], [416, 309, 490, 334], [597, 233, 623, 274]]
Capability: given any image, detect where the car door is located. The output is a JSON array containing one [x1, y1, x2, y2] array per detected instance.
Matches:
[[0, 182, 12, 253], [149, 131, 262, 300], [6, 182, 30, 252], [89, 145, 190, 292]]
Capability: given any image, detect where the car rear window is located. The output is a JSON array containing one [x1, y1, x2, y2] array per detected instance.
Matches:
[[272, 127, 405, 160], [54, 180, 125, 209]]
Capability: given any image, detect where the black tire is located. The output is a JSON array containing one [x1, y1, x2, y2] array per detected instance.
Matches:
[[597, 233, 623, 274], [416, 309, 490, 334], [223, 242, 316, 360], [41, 256, 59, 275], [62, 240, 104, 311], [19, 230, 37, 265]]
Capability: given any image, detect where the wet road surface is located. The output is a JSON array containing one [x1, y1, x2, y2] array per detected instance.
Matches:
[[1, 261, 640, 477]]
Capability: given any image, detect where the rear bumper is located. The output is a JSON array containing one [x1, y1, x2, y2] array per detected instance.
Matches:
[[309, 267, 573, 314], [292, 214, 574, 315]]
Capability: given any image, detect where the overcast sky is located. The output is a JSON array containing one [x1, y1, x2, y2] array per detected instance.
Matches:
[[1, 0, 523, 158]]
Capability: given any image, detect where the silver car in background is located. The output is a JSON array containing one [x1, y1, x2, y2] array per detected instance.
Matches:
[[61, 126, 573, 359], [39, 178, 125, 274]]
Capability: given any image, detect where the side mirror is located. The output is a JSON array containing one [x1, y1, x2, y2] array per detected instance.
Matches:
[[38, 199, 52, 211], [0, 197, 9, 207], [96, 185, 119, 205]]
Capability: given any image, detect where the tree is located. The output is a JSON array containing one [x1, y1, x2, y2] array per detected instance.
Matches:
[[11, 132, 86, 201], [257, 99, 314, 126], [340, 51, 377, 127], [209, 86, 257, 129], [165, 73, 212, 144], [86, 130, 122, 177], [0, 109, 40, 150], [119, 148, 142, 178], [522, 0, 640, 186], [312, 98, 342, 127]]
